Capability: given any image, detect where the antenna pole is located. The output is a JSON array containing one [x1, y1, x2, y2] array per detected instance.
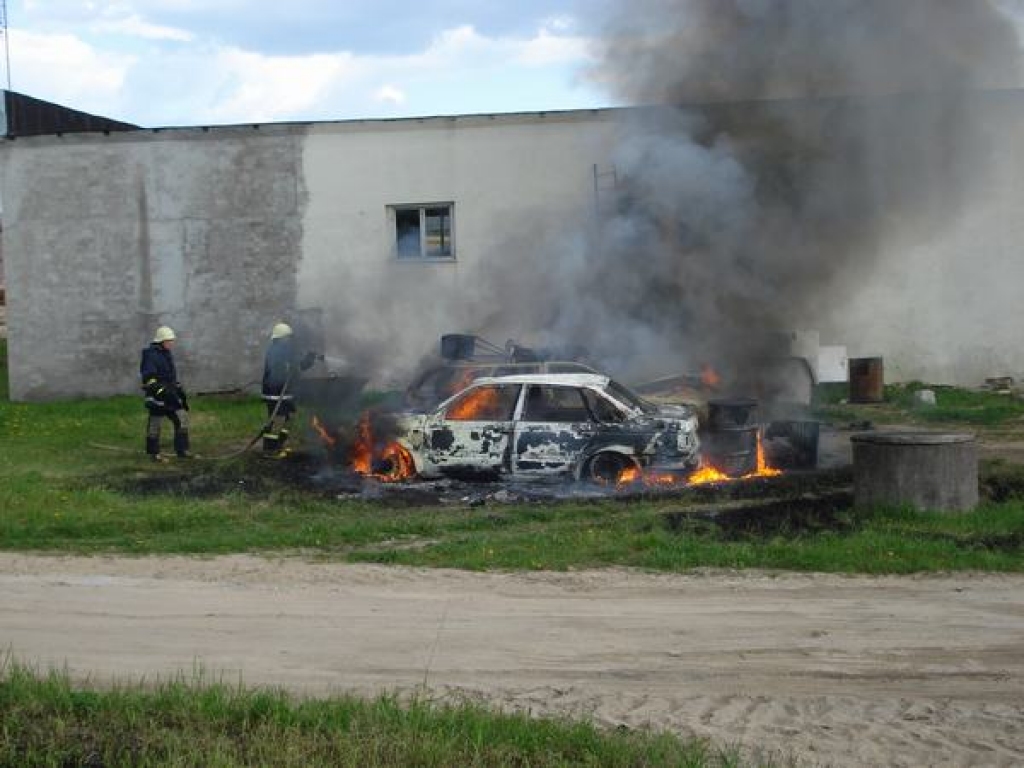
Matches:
[[1, 0, 10, 91]]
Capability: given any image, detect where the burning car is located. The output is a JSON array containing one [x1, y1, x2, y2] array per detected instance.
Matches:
[[394, 372, 700, 483], [404, 359, 599, 411]]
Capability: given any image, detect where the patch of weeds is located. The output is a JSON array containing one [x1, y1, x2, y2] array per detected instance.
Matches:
[[662, 492, 856, 541], [812, 382, 849, 406], [980, 461, 1024, 503]]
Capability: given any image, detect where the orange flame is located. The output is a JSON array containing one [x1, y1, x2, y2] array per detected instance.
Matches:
[[448, 368, 478, 398], [448, 387, 500, 420], [700, 363, 722, 391], [755, 432, 783, 477], [377, 441, 417, 482], [348, 411, 417, 482], [351, 411, 373, 474], [617, 430, 780, 489], [616, 465, 643, 486], [687, 464, 732, 485]]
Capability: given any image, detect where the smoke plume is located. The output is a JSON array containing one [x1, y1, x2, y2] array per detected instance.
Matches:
[[483, 0, 1022, 386]]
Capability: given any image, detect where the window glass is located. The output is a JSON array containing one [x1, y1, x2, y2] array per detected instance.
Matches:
[[606, 379, 657, 415], [446, 384, 520, 421], [424, 207, 452, 257], [395, 208, 421, 258], [523, 385, 591, 422], [392, 204, 454, 259], [582, 389, 626, 423]]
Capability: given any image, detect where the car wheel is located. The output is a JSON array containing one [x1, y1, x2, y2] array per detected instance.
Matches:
[[585, 452, 640, 485]]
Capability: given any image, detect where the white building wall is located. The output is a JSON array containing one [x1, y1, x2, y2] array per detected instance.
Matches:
[[824, 99, 1024, 386], [2, 102, 1024, 400], [298, 111, 618, 385]]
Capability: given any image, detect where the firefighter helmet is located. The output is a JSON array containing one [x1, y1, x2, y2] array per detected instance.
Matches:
[[271, 323, 293, 340], [153, 326, 176, 343]]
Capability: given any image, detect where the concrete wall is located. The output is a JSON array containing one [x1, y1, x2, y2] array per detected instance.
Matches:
[[298, 111, 616, 383], [2, 100, 1024, 400], [0, 111, 617, 400], [822, 94, 1024, 385], [1, 125, 307, 399]]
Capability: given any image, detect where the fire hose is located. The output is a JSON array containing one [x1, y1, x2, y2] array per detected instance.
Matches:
[[90, 369, 296, 461]]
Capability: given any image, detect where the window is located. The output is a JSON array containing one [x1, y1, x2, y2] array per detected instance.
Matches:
[[392, 203, 454, 260], [445, 384, 519, 421], [582, 390, 625, 423], [523, 385, 592, 423]]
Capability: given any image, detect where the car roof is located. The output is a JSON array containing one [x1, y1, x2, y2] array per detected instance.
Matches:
[[469, 372, 612, 387], [427, 360, 597, 371]]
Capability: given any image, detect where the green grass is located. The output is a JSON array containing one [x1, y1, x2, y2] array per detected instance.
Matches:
[[0, 661, 739, 768], [814, 380, 1024, 427], [1, 337, 1023, 573]]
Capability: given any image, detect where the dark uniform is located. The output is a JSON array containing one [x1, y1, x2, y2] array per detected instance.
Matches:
[[261, 333, 316, 453], [140, 337, 190, 460]]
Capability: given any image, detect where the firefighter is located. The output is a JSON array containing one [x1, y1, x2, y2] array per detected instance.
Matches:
[[139, 325, 191, 461], [261, 322, 318, 455]]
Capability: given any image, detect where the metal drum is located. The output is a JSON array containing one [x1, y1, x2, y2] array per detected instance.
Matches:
[[848, 357, 884, 403], [707, 398, 759, 430], [702, 426, 758, 477]]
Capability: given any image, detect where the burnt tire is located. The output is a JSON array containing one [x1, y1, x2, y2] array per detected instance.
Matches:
[[584, 452, 639, 486]]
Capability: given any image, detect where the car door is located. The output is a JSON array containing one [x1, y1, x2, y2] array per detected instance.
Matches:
[[512, 384, 596, 478], [423, 383, 521, 477]]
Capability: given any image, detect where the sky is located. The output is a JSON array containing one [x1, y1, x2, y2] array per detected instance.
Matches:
[[2, 0, 613, 127], [4, 1, 1024, 129]]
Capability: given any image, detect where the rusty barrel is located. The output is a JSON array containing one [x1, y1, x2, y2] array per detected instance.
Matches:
[[851, 431, 977, 513], [707, 398, 759, 429], [704, 398, 760, 477], [848, 357, 884, 403]]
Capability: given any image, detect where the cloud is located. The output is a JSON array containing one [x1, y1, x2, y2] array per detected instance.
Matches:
[[517, 27, 593, 66], [6, 15, 603, 126], [8, 29, 135, 107], [94, 14, 194, 42], [374, 84, 407, 105], [204, 48, 356, 123]]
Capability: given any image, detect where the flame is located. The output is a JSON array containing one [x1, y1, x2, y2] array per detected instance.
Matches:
[[616, 465, 643, 486], [351, 411, 373, 474], [376, 441, 417, 482], [448, 387, 501, 420], [619, 430, 780, 489], [347, 410, 417, 482], [448, 368, 478, 398], [311, 415, 336, 447], [700, 363, 722, 390], [755, 432, 783, 477], [687, 464, 732, 485]]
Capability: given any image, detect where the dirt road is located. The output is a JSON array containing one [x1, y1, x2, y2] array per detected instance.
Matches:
[[2, 553, 1022, 767]]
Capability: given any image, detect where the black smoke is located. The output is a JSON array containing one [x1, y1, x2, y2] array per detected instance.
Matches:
[[485, 0, 1022, 385]]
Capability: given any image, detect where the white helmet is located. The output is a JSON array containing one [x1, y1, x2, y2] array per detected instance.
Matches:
[[271, 322, 293, 340], [153, 326, 176, 343]]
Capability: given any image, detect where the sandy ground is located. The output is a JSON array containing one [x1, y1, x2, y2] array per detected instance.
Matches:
[[2, 554, 1023, 766]]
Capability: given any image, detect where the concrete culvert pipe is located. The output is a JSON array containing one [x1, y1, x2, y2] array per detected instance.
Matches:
[[851, 432, 978, 513]]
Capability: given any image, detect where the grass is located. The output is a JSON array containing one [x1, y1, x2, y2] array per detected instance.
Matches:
[[814, 380, 1024, 427], [0, 661, 742, 768], [1, 340, 1020, 766], [1, 337, 1023, 573]]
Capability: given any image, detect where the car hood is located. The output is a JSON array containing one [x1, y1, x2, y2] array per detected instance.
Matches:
[[652, 403, 696, 420]]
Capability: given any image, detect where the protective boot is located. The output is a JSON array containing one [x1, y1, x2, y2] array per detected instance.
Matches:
[[147, 436, 167, 462], [174, 431, 192, 458], [274, 428, 292, 458], [263, 432, 281, 453]]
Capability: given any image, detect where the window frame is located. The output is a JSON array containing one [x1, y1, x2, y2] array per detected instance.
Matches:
[[389, 202, 456, 262]]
